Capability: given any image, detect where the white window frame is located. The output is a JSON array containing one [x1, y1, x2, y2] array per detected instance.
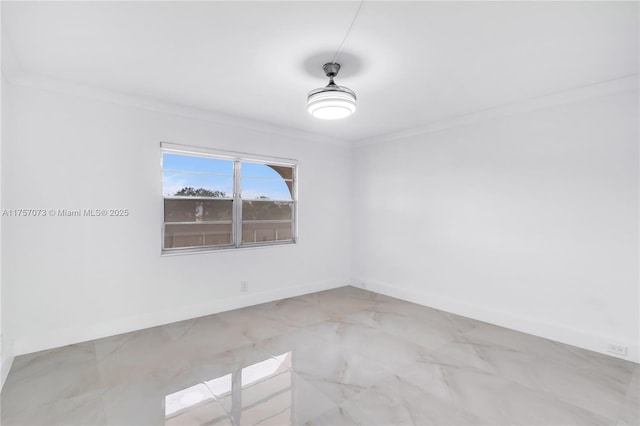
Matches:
[[161, 142, 298, 255]]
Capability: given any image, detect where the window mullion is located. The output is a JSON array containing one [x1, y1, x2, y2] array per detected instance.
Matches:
[[233, 160, 242, 247]]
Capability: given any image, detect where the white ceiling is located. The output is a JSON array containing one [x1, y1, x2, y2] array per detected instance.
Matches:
[[2, 1, 638, 142]]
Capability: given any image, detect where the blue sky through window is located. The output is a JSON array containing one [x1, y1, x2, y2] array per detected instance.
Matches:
[[241, 162, 282, 179], [163, 153, 292, 200], [163, 153, 233, 175]]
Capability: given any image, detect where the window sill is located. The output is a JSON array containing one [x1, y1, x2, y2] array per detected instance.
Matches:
[[160, 240, 297, 257]]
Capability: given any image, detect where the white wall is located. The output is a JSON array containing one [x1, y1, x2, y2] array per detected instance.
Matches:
[[0, 73, 9, 391], [352, 89, 640, 362], [2, 81, 351, 355], [0, 4, 6, 391]]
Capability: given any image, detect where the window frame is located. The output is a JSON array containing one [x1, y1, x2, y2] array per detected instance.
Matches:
[[161, 142, 298, 255]]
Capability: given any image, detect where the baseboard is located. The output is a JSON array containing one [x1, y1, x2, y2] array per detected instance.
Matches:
[[352, 278, 639, 364], [13, 280, 346, 357]]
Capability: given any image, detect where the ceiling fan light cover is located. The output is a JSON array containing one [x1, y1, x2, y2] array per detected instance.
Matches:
[[307, 87, 357, 120]]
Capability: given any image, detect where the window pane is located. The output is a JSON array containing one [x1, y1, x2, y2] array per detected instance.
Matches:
[[165, 199, 232, 223], [163, 172, 232, 197], [163, 153, 233, 175], [165, 223, 233, 249], [240, 162, 293, 200], [242, 221, 292, 244], [242, 201, 293, 243]]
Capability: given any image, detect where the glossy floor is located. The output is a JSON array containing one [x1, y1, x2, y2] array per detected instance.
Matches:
[[1, 287, 638, 425]]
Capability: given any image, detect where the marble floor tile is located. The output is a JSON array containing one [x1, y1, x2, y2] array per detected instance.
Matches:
[[215, 304, 302, 343], [254, 323, 393, 403], [100, 369, 234, 425], [97, 358, 240, 426], [396, 360, 616, 425], [166, 400, 233, 426], [2, 286, 637, 426], [188, 342, 278, 385], [95, 314, 253, 388], [215, 296, 334, 343], [338, 305, 478, 352], [618, 397, 640, 426], [256, 320, 435, 404], [211, 366, 336, 425], [298, 287, 381, 317], [162, 314, 254, 360], [248, 297, 333, 327], [430, 335, 634, 420], [100, 376, 170, 425], [625, 364, 639, 401], [464, 322, 635, 379], [2, 390, 106, 426], [618, 366, 640, 425], [94, 326, 194, 388], [304, 406, 361, 426], [1, 341, 101, 416], [308, 373, 485, 426], [99, 345, 336, 426]]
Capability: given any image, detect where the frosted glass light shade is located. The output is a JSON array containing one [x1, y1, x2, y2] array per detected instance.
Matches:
[[307, 87, 356, 120]]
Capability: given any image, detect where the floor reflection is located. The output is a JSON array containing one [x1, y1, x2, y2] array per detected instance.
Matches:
[[165, 382, 230, 425], [165, 352, 292, 425]]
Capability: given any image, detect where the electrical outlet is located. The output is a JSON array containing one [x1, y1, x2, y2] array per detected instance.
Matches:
[[606, 343, 628, 357], [240, 281, 248, 292]]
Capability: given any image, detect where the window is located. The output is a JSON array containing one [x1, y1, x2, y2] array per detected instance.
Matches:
[[161, 143, 296, 253]]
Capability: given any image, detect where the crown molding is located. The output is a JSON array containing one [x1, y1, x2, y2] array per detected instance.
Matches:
[[354, 74, 640, 147], [1, 45, 350, 148]]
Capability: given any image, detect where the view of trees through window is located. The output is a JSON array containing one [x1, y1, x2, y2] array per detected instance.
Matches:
[[174, 187, 227, 197], [162, 150, 296, 251]]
